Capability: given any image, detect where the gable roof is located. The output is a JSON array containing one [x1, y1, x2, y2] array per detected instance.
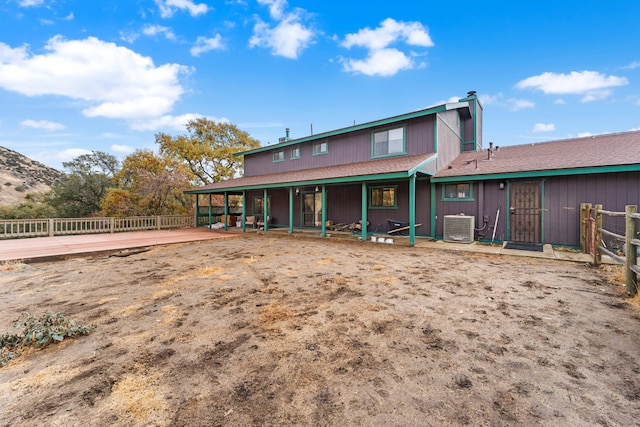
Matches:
[[433, 130, 640, 181], [186, 153, 436, 194], [235, 99, 474, 157]]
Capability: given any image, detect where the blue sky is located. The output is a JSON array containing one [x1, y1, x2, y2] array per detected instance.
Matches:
[[1, 0, 639, 170]]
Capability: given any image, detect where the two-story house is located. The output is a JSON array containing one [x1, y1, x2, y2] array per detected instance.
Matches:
[[186, 91, 640, 249], [186, 91, 483, 246]]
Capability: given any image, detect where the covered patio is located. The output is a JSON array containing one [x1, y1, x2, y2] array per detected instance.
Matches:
[[185, 153, 438, 246]]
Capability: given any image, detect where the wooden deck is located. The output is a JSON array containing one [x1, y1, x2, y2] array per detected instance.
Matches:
[[0, 228, 241, 263]]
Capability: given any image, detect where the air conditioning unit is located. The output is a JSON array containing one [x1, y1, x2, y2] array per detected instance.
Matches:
[[443, 215, 475, 243]]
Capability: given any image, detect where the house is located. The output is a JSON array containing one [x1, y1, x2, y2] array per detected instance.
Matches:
[[185, 92, 640, 248], [431, 130, 640, 247], [185, 91, 482, 245]]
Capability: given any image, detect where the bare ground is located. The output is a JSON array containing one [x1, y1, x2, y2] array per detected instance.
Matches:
[[1, 234, 639, 426]]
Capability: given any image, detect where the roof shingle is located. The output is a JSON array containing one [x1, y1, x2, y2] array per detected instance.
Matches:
[[434, 130, 640, 178]]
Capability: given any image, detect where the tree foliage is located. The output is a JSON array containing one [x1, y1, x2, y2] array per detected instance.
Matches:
[[0, 193, 56, 219], [101, 150, 192, 216], [156, 118, 261, 186], [49, 151, 119, 218]]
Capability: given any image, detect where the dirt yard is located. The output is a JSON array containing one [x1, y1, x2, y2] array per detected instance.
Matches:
[[1, 234, 639, 426]]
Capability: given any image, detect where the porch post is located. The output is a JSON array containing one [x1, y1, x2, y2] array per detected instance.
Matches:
[[223, 191, 229, 231], [289, 187, 294, 234], [242, 191, 247, 233], [361, 182, 368, 241], [195, 194, 199, 227], [321, 184, 327, 237], [430, 182, 436, 238], [409, 174, 416, 246], [263, 188, 269, 231], [208, 194, 212, 228]]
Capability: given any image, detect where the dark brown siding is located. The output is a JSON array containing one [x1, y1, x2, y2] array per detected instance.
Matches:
[[544, 172, 640, 246], [244, 116, 436, 176]]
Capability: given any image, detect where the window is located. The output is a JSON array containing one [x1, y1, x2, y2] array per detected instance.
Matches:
[[443, 183, 473, 200], [370, 186, 397, 208], [372, 127, 405, 157], [273, 150, 284, 162], [312, 141, 328, 155], [252, 196, 272, 214], [291, 146, 301, 159]]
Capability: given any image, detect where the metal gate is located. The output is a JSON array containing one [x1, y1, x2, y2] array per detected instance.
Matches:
[[509, 181, 541, 243]]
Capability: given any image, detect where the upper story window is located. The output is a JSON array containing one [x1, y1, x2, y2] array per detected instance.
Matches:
[[273, 150, 285, 162], [291, 146, 301, 159], [442, 183, 473, 200], [372, 127, 405, 158], [313, 140, 328, 155]]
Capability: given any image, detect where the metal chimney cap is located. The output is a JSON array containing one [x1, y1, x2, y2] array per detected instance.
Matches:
[[467, 90, 477, 97]]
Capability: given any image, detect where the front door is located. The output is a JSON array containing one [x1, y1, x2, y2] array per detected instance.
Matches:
[[303, 192, 322, 227], [509, 181, 542, 243]]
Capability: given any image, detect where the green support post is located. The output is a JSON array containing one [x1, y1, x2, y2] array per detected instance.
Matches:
[[361, 182, 368, 241], [195, 194, 199, 228], [263, 189, 269, 231], [208, 194, 212, 228], [321, 184, 327, 237], [409, 174, 416, 246], [242, 191, 247, 233], [223, 191, 228, 231], [430, 182, 436, 238], [289, 187, 294, 234]]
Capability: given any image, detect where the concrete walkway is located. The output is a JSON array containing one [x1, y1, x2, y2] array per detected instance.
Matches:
[[0, 228, 241, 263]]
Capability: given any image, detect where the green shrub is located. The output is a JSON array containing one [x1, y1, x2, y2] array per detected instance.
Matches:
[[0, 312, 95, 367]]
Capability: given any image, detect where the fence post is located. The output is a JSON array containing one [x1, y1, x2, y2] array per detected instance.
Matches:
[[580, 203, 591, 253], [49, 219, 54, 237], [594, 204, 603, 265], [626, 205, 638, 296], [157, 216, 161, 230], [110, 217, 115, 234]]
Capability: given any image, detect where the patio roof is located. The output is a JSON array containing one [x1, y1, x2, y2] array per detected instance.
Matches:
[[185, 153, 437, 194]]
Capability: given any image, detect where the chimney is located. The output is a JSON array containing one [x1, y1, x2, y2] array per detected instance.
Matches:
[[285, 128, 290, 139], [467, 90, 477, 97], [487, 141, 494, 160]]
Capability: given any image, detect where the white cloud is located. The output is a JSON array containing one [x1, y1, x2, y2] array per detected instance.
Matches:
[[532, 123, 555, 132], [554, 98, 566, 105], [143, 24, 177, 41], [111, 144, 136, 154], [190, 35, 224, 57], [250, 12, 314, 59], [63, 13, 74, 21], [342, 48, 412, 77], [480, 93, 535, 111], [257, 0, 288, 20], [622, 61, 640, 70], [55, 148, 92, 163], [0, 36, 190, 124], [155, 0, 209, 18], [516, 70, 628, 102], [577, 132, 593, 138], [130, 113, 228, 131], [18, 0, 44, 6], [342, 18, 433, 50], [340, 18, 433, 77], [20, 119, 65, 131]]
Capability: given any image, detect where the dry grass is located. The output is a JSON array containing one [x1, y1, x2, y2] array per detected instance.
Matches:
[[0, 260, 25, 271]]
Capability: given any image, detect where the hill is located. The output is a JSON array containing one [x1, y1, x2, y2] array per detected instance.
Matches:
[[0, 146, 65, 206]]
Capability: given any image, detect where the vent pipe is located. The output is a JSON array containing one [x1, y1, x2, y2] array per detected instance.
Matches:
[[467, 90, 477, 97], [285, 128, 290, 139]]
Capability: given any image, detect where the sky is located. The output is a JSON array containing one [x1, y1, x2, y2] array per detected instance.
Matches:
[[1, 0, 639, 171]]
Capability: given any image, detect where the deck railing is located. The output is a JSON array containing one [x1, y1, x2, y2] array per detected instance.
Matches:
[[0, 215, 194, 240]]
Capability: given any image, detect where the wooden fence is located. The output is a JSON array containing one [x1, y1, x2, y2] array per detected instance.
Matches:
[[0, 215, 194, 240], [581, 203, 639, 295]]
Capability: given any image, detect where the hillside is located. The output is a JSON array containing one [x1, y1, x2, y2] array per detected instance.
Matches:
[[0, 146, 65, 206]]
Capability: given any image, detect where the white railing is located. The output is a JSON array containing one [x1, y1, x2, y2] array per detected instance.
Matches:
[[0, 215, 194, 239]]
